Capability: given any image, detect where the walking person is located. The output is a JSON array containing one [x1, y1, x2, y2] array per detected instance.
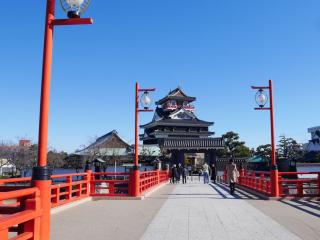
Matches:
[[182, 166, 188, 184], [171, 164, 178, 184], [203, 163, 209, 184], [227, 159, 239, 195], [210, 163, 217, 184]]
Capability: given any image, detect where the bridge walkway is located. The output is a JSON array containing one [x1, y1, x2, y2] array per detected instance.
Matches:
[[51, 179, 320, 240]]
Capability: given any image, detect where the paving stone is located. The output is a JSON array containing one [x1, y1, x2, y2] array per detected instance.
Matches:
[[140, 181, 301, 240]]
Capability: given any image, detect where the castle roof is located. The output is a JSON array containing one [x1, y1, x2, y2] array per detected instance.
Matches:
[[155, 87, 196, 105]]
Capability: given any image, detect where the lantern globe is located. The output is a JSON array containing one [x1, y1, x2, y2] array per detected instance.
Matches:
[[60, 0, 91, 18], [140, 92, 152, 109], [255, 89, 268, 108]]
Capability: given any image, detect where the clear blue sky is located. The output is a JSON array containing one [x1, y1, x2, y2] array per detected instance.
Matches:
[[1, 0, 319, 152]]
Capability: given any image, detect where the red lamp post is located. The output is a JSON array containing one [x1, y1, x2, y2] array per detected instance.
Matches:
[[33, 1, 92, 239], [132, 82, 155, 197], [251, 80, 279, 197]]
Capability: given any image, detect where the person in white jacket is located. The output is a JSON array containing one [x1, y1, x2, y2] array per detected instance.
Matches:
[[226, 159, 239, 195], [202, 163, 209, 184]]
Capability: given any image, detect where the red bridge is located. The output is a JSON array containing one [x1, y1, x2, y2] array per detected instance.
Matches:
[[1, 170, 320, 240]]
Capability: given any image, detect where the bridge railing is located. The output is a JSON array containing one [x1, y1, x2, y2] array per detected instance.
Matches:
[[0, 170, 170, 202], [278, 172, 320, 197], [51, 173, 89, 207], [90, 172, 130, 197], [140, 170, 170, 194], [0, 170, 169, 239], [0, 187, 41, 240], [220, 170, 320, 197], [238, 170, 272, 195]]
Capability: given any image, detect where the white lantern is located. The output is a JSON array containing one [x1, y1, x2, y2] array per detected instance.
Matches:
[[140, 92, 152, 109], [60, 0, 91, 18], [255, 89, 268, 108]]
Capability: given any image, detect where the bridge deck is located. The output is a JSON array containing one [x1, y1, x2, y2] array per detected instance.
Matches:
[[51, 179, 320, 240]]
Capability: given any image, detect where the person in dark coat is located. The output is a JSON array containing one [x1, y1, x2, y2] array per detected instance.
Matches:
[[182, 167, 188, 184], [171, 164, 179, 184], [211, 163, 217, 184]]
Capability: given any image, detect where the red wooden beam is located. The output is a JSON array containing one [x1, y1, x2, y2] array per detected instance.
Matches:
[[251, 86, 270, 90], [138, 109, 154, 112], [52, 18, 93, 26], [254, 108, 271, 110], [138, 88, 156, 92]]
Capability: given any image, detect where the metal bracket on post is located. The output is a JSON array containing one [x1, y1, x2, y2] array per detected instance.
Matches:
[[32, 166, 51, 181]]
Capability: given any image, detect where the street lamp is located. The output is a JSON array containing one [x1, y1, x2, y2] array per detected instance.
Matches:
[[60, 0, 91, 18], [251, 80, 279, 197], [33, 1, 93, 239], [132, 82, 155, 197]]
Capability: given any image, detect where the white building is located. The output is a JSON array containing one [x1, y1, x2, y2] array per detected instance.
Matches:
[[0, 158, 16, 176], [304, 126, 320, 152]]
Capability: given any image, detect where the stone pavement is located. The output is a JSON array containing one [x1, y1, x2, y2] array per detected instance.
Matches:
[[140, 181, 301, 240], [51, 179, 320, 240]]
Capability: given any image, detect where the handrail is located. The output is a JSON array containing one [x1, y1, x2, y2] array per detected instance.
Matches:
[[220, 170, 320, 197], [51, 173, 87, 179], [0, 187, 39, 201], [279, 172, 320, 175], [0, 178, 31, 185]]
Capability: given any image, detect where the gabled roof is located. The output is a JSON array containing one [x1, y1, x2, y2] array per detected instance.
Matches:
[[168, 108, 196, 120], [76, 130, 132, 155], [156, 87, 196, 105], [140, 118, 214, 129]]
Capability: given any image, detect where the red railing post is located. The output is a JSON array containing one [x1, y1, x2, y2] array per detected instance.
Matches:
[[318, 173, 320, 197], [261, 174, 265, 192], [56, 186, 60, 206], [251, 171, 255, 189], [257, 173, 262, 192], [109, 182, 114, 195], [85, 170, 92, 196], [66, 176, 72, 200], [243, 171, 247, 186], [297, 182, 303, 197], [157, 169, 160, 184], [23, 191, 41, 239], [271, 168, 279, 197], [278, 175, 283, 196], [239, 168, 245, 185]]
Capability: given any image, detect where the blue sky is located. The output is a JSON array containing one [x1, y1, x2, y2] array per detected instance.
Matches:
[[1, 0, 319, 152]]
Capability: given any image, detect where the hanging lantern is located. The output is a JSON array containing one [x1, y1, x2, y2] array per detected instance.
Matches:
[[60, 0, 91, 18], [140, 91, 152, 109], [255, 89, 268, 108]]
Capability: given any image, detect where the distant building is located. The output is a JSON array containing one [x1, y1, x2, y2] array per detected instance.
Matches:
[[19, 139, 31, 147], [304, 126, 320, 152], [75, 130, 133, 163], [0, 158, 16, 176], [74, 130, 160, 165]]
